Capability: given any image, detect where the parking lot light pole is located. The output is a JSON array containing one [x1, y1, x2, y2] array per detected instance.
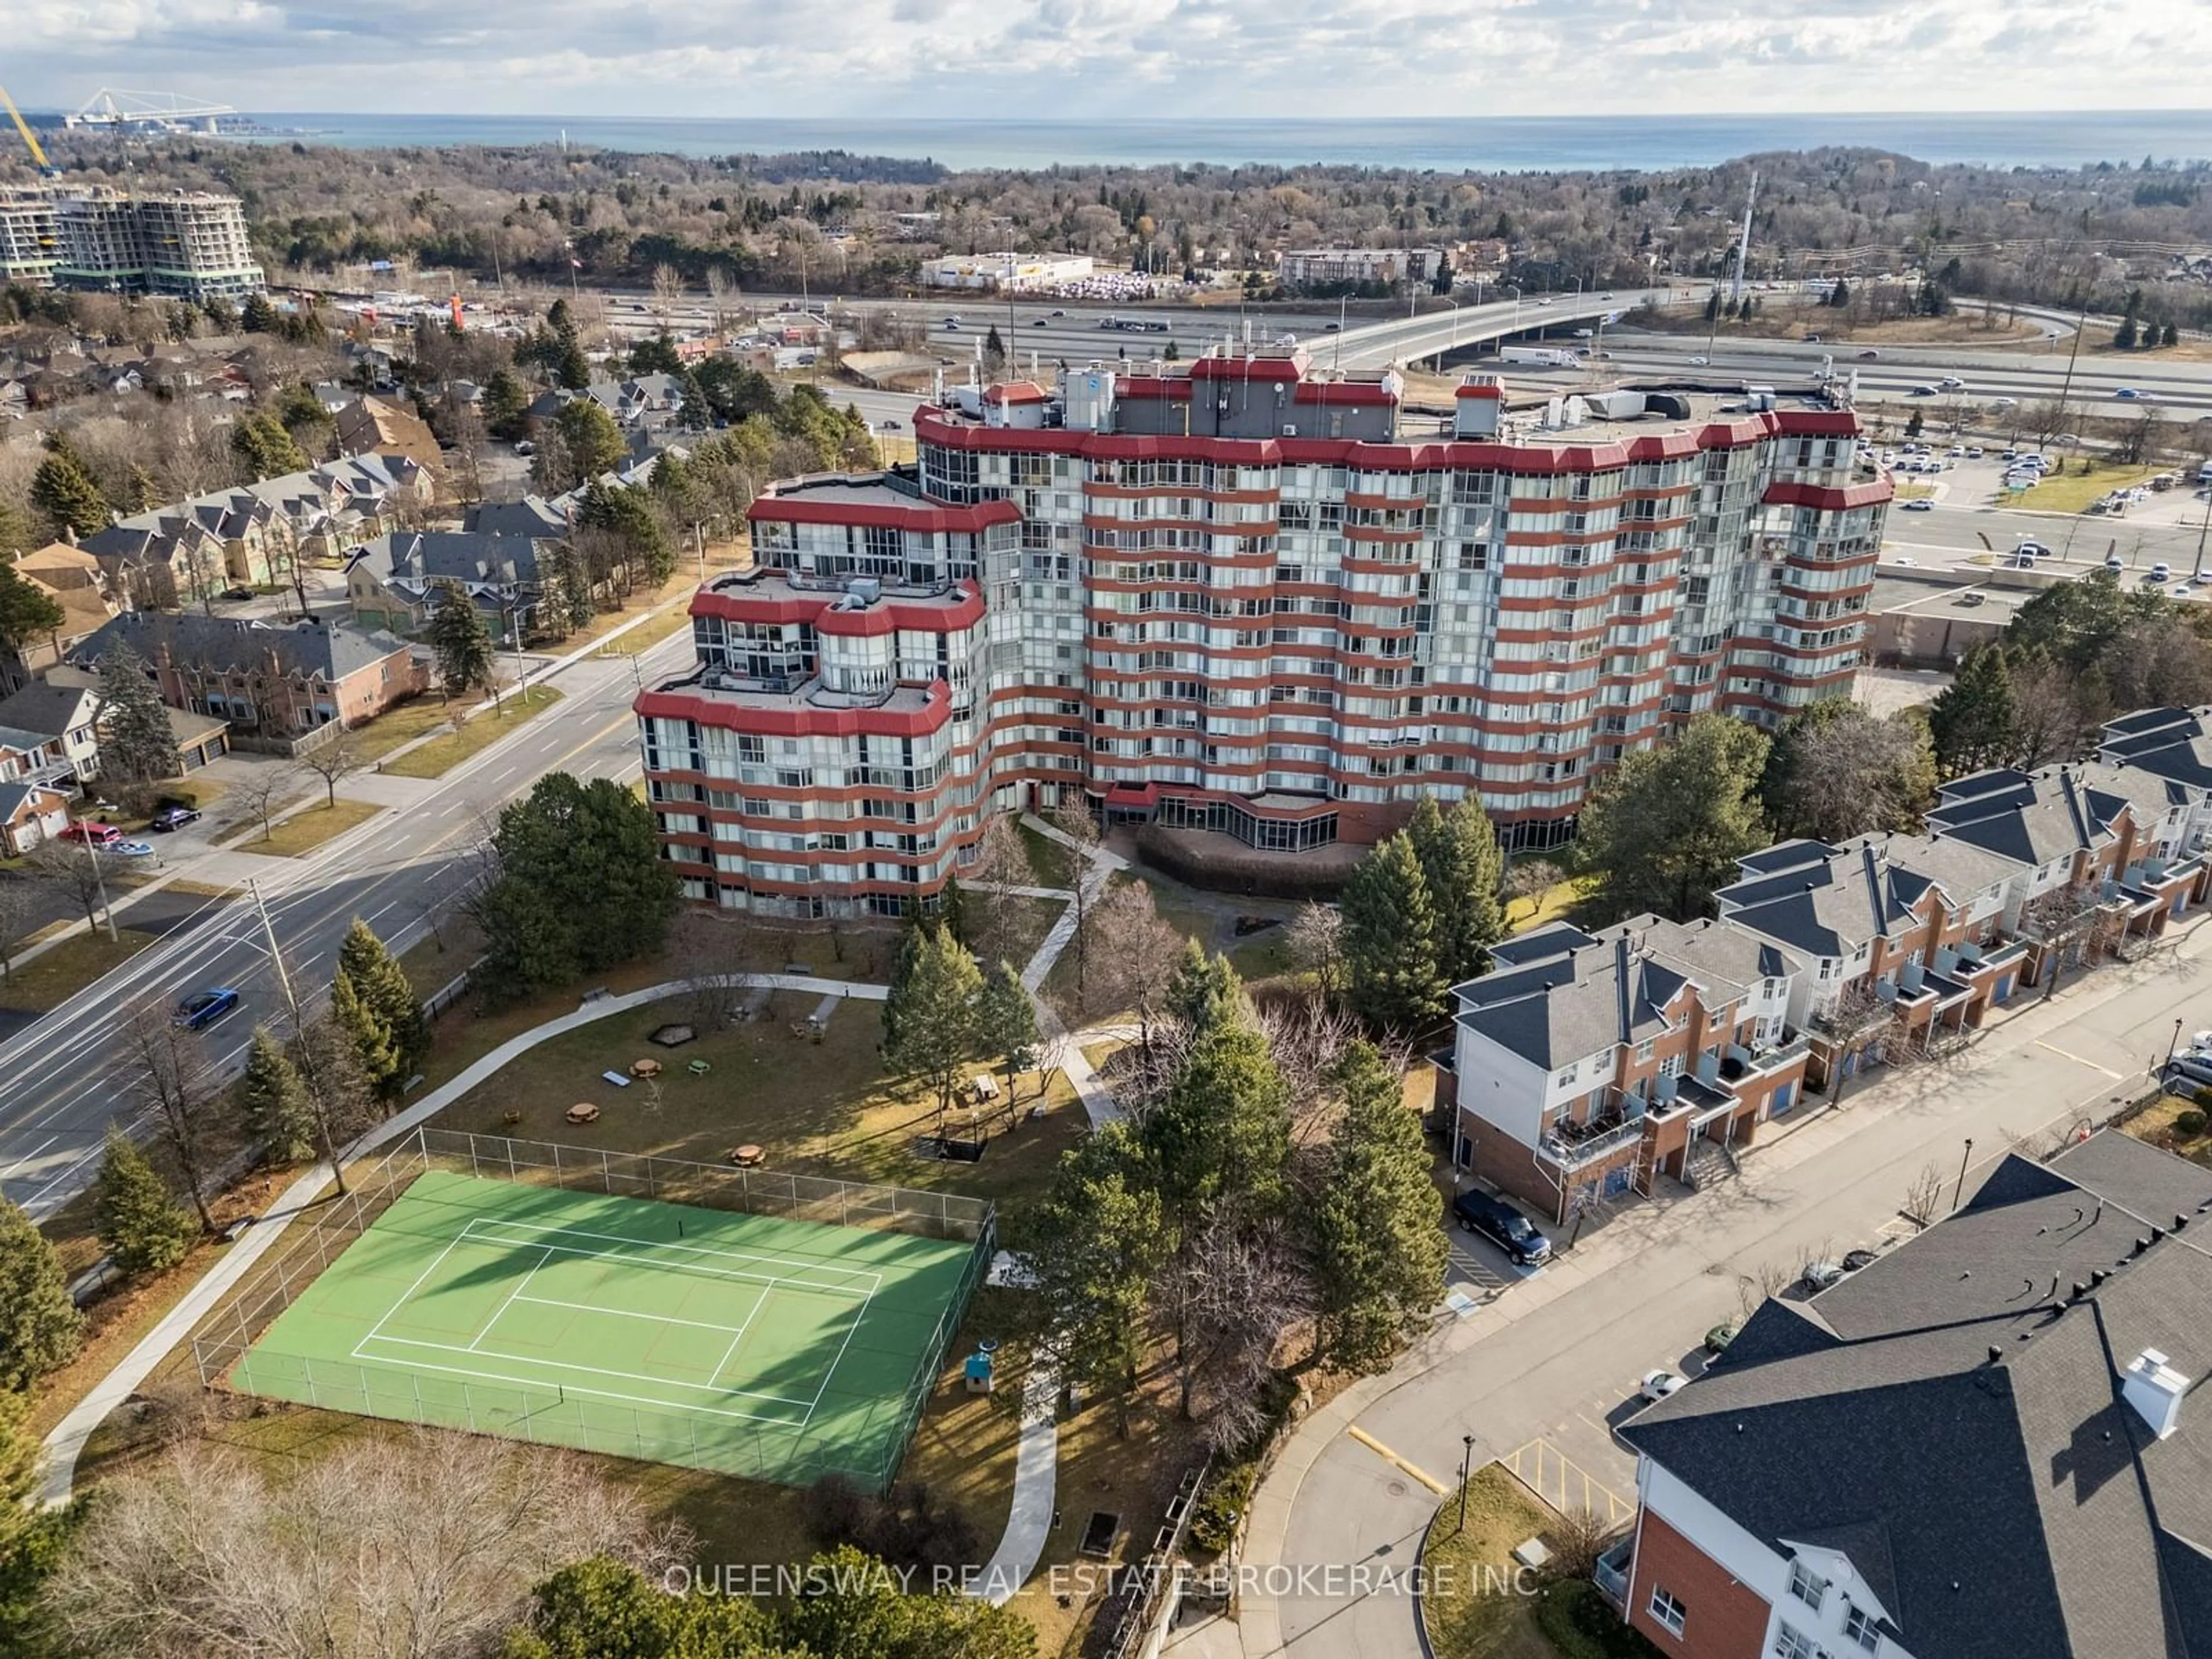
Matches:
[[1459, 1434, 1476, 1530], [1952, 1136, 1975, 1213], [2166, 1017, 2185, 1071]]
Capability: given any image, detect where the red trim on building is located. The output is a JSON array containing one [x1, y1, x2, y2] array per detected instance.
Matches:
[[1762, 479, 1895, 509], [983, 381, 1050, 404], [634, 680, 953, 740], [1454, 382, 1505, 400], [746, 494, 1021, 534], [688, 584, 987, 637], [1293, 381, 1399, 407]]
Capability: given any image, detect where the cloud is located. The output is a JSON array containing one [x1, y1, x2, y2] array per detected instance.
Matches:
[[7, 0, 2206, 122]]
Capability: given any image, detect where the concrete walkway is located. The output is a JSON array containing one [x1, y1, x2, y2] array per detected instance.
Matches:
[[976, 1361, 1063, 1606], [37, 972, 882, 1506]]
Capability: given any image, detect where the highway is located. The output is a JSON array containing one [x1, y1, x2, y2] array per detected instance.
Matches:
[[0, 631, 698, 1221]]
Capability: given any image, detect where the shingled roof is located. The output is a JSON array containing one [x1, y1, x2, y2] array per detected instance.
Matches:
[[1622, 1131, 2212, 1659]]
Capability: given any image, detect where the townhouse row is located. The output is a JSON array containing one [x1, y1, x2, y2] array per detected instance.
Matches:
[[634, 355, 1886, 916], [1438, 711, 2212, 1225]]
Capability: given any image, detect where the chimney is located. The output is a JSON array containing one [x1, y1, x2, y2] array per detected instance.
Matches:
[[2122, 1349, 2188, 1440]]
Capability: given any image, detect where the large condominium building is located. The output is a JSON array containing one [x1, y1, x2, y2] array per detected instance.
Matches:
[[0, 188, 61, 285], [43, 187, 263, 301], [1276, 248, 1448, 289], [634, 355, 1886, 918]]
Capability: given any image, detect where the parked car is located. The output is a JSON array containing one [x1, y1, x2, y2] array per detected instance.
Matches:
[[2015, 540, 2052, 559], [1842, 1248, 1879, 1273], [1801, 1260, 1848, 1291], [111, 839, 154, 858], [2165, 1046, 2212, 1089], [2106, 555, 2127, 573], [1639, 1369, 1687, 1402], [1902, 498, 1934, 511], [1703, 1321, 1738, 1355], [59, 821, 122, 846], [513, 440, 535, 457], [1451, 1190, 1553, 1266], [173, 987, 241, 1031], [221, 586, 254, 601], [149, 805, 201, 832]]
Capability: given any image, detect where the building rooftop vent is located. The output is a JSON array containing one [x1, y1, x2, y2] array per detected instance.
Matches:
[[2123, 1348, 2188, 1440]]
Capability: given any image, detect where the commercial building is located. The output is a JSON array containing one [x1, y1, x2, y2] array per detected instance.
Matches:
[[634, 354, 1884, 917], [1275, 247, 1447, 289], [37, 186, 263, 301], [921, 252, 1095, 291], [1612, 1128, 2212, 1659]]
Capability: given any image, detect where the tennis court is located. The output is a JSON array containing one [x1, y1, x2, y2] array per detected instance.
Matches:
[[230, 1169, 983, 1487]]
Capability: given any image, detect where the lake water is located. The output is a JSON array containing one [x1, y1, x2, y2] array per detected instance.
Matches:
[[242, 111, 2212, 173]]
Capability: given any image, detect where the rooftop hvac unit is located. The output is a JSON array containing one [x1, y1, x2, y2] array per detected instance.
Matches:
[[846, 577, 882, 605]]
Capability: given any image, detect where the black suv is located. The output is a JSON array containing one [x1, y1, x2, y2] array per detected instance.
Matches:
[[1450, 1190, 1553, 1266]]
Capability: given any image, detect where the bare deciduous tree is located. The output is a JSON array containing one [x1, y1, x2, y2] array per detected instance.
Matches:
[[51, 1433, 681, 1659], [118, 998, 221, 1230], [668, 907, 756, 1031], [1074, 878, 1184, 1039], [1901, 1159, 1949, 1230], [1256, 992, 1368, 1147], [25, 838, 113, 934], [1547, 1508, 1628, 1578], [297, 725, 363, 809], [965, 813, 1040, 968], [1283, 902, 1344, 993], [0, 874, 37, 982], [1046, 798, 1102, 1002], [1501, 857, 1565, 928], [229, 763, 301, 844], [1156, 1214, 1314, 1452]]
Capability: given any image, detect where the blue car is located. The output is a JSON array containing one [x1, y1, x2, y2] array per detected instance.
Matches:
[[173, 988, 241, 1031]]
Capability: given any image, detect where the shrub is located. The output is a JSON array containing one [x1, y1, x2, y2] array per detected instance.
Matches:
[[2191, 1085, 2212, 1111], [1189, 1461, 1257, 1555], [2177, 1109, 2209, 1139], [800, 1475, 979, 1576]]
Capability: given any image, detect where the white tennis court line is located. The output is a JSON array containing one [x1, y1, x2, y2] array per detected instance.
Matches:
[[468, 1247, 552, 1353], [512, 1293, 748, 1337], [457, 1216, 883, 1293], [357, 1233, 472, 1349], [354, 1330, 817, 1406], [346, 1339, 816, 1426], [798, 1277, 879, 1431]]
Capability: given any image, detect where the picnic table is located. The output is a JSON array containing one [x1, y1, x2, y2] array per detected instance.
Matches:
[[565, 1103, 601, 1126], [631, 1058, 663, 1080], [730, 1143, 766, 1168]]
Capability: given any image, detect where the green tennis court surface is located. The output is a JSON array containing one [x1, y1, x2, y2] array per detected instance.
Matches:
[[233, 1169, 981, 1487]]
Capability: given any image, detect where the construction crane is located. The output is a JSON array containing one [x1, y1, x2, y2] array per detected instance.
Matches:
[[1, 86, 59, 176]]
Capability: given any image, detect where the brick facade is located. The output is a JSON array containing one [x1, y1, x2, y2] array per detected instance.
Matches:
[[1626, 1508, 1772, 1659]]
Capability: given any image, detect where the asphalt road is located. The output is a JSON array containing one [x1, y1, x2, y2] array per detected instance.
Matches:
[[1263, 917, 2212, 1658], [0, 631, 696, 1221]]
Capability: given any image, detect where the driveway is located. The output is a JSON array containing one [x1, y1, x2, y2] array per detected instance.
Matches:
[[1243, 920, 2211, 1659]]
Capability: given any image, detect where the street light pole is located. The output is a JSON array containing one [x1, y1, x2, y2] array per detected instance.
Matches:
[[69, 813, 119, 942], [1951, 1136, 1975, 1213], [1459, 1434, 1476, 1531], [2166, 1017, 2185, 1071]]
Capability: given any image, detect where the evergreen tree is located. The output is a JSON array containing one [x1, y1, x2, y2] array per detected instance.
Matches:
[[556, 336, 592, 392], [240, 291, 278, 333], [555, 399, 626, 479], [1310, 1042, 1449, 1373], [1020, 1123, 1164, 1438], [0, 1198, 80, 1389], [29, 438, 110, 539], [1164, 939, 1246, 1037], [1407, 796, 1505, 984], [1927, 645, 2017, 777], [483, 369, 532, 441], [1339, 832, 1448, 1032], [1142, 1021, 1291, 1230], [629, 332, 683, 376], [92, 1128, 197, 1275], [469, 772, 680, 1005], [578, 481, 676, 586], [93, 642, 177, 784], [937, 872, 968, 945], [1574, 713, 1770, 923], [429, 579, 496, 700], [236, 1027, 317, 1164], [552, 543, 597, 632], [0, 563, 66, 661], [676, 367, 711, 432], [230, 410, 309, 480], [977, 959, 1039, 1108], [881, 923, 986, 1131], [334, 918, 429, 1103]]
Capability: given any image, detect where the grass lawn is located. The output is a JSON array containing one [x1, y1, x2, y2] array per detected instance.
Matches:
[[232, 798, 382, 858], [2013, 462, 2164, 516], [1421, 1467, 1562, 1659], [593, 605, 697, 656], [1508, 874, 1597, 934], [380, 685, 563, 779], [0, 927, 158, 1014], [2124, 1094, 2212, 1169], [430, 987, 1088, 1211], [1016, 821, 1077, 889], [350, 695, 471, 764]]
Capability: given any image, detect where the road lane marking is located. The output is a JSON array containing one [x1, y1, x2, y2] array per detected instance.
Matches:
[[1345, 1427, 1451, 1495], [2033, 1039, 2122, 1079]]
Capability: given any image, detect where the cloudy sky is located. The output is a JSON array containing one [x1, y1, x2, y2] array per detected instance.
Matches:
[[9, 0, 2205, 118]]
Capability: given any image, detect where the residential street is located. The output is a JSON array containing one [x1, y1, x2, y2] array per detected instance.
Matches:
[[1230, 915, 2212, 1659], [0, 628, 696, 1221]]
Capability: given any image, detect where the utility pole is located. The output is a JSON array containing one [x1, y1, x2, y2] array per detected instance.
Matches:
[[77, 819, 119, 942], [251, 877, 349, 1195], [2050, 285, 2094, 457], [1729, 170, 1758, 309]]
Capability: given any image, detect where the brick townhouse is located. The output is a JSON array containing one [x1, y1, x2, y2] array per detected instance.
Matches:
[[1440, 729, 2212, 1227], [1610, 1129, 2212, 1659], [73, 612, 423, 740], [635, 357, 1886, 916]]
